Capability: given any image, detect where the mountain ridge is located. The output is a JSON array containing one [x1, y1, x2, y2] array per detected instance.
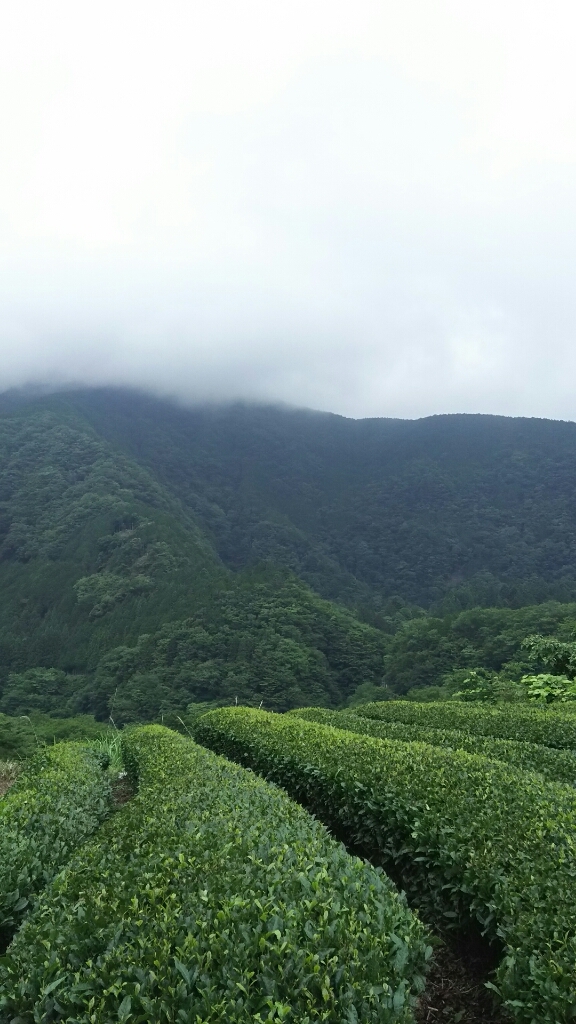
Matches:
[[59, 387, 576, 609], [2, 386, 576, 720]]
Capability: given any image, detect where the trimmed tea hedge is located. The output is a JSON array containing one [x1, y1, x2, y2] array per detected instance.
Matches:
[[289, 707, 576, 785], [196, 707, 576, 1024], [0, 743, 111, 939], [0, 725, 429, 1023], [354, 699, 576, 750]]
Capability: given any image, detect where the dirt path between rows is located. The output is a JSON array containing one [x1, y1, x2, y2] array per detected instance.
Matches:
[[415, 937, 510, 1024]]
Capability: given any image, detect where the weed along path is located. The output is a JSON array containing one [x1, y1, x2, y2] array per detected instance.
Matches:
[[0, 762, 18, 798], [196, 707, 576, 1024]]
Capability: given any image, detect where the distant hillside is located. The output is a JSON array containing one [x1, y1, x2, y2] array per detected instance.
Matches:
[[2, 387, 576, 720], [0, 396, 389, 719], [0, 401, 222, 673], [59, 388, 576, 611]]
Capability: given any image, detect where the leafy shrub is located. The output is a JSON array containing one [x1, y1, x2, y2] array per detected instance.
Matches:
[[0, 725, 430, 1023], [354, 700, 576, 749], [0, 743, 111, 941], [196, 707, 576, 1023], [521, 673, 576, 702], [289, 707, 576, 785]]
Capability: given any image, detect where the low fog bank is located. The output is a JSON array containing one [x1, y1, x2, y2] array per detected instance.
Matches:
[[1, 2, 575, 420], [0, 269, 574, 422]]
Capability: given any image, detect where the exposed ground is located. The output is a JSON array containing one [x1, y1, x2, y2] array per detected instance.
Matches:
[[416, 936, 510, 1024], [110, 769, 135, 807]]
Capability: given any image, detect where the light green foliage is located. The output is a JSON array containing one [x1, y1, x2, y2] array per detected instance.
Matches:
[[0, 743, 111, 940], [521, 633, 576, 677], [0, 726, 430, 1023], [354, 699, 576, 749], [90, 729, 124, 773], [290, 707, 576, 785], [197, 707, 576, 1023], [521, 673, 576, 702]]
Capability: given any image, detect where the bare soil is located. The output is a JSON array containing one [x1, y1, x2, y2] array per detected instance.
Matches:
[[110, 771, 135, 807], [415, 934, 510, 1024]]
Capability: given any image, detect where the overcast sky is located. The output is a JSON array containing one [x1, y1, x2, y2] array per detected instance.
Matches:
[[1, 1, 575, 419]]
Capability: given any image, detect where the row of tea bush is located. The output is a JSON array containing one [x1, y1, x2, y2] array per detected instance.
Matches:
[[196, 707, 576, 1023], [289, 706, 576, 784], [0, 726, 429, 1023]]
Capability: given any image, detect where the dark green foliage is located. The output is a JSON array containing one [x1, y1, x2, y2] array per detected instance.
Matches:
[[5, 390, 576, 715], [196, 707, 576, 1023], [521, 633, 576, 677], [0, 401, 223, 690], [7, 388, 576, 615], [0, 725, 430, 1023], [0, 668, 88, 716], [0, 712, 109, 760], [355, 700, 576, 749], [290, 707, 576, 785], [0, 399, 389, 718], [91, 570, 387, 722], [417, 666, 529, 703], [58, 388, 576, 610], [0, 743, 111, 941], [344, 682, 395, 707], [380, 602, 576, 692]]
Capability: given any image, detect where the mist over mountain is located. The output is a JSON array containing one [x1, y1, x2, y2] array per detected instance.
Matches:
[[2, 386, 576, 720]]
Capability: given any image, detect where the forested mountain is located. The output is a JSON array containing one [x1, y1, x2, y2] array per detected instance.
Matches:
[[2, 386, 576, 720], [55, 388, 576, 610], [0, 395, 388, 719]]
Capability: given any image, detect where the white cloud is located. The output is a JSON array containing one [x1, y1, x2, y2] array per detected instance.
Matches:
[[0, 1, 575, 418]]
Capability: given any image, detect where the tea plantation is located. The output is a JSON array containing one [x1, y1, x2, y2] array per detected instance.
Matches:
[[196, 706, 576, 1023], [2, 703, 576, 1021], [0, 726, 429, 1022]]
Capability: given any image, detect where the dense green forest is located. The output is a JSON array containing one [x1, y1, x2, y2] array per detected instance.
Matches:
[[58, 388, 576, 611], [2, 387, 576, 721]]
